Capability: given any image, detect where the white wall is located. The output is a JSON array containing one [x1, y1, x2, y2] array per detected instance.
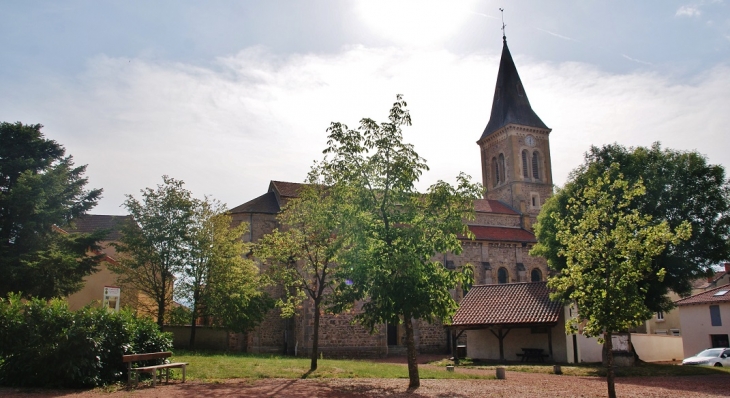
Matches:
[[678, 303, 730, 358], [465, 310, 568, 362], [630, 334, 683, 362], [576, 333, 603, 363]]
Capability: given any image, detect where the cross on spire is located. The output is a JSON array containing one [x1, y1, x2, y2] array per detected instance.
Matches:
[[499, 8, 506, 42]]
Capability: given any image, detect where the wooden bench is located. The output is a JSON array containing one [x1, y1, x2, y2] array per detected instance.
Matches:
[[518, 348, 549, 363], [122, 351, 188, 387]]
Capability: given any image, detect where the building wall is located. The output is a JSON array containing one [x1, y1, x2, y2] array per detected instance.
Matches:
[[630, 334, 684, 362], [465, 310, 568, 362], [678, 303, 730, 358], [67, 243, 121, 311]]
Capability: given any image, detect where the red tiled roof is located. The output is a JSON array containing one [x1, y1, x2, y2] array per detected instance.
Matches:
[[474, 199, 519, 215], [451, 282, 562, 328], [270, 181, 308, 198], [676, 283, 730, 306], [468, 225, 536, 243], [229, 191, 281, 214], [63, 214, 132, 241]]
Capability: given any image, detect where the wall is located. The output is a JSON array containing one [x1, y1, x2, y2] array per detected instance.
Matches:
[[465, 311, 568, 362], [678, 303, 730, 358], [576, 334, 603, 363], [167, 326, 246, 352], [67, 243, 121, 311], [630, 334, 684, 362]]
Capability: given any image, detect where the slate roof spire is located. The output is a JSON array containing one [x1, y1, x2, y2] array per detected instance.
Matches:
[[479, 38, 549, 140]]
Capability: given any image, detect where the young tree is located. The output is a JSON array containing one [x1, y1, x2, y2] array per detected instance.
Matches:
[[256, 180, 353, 371], [182, 199, 273, 346], [533, 143, 730, 312], [321, 96, 481, 388], [0, 122, 104, 299], [112, 176, 195, 329], [540, 166, 690, 398]]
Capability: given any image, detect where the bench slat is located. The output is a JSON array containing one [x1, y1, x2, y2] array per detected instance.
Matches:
[[122, 351, 172, 362]]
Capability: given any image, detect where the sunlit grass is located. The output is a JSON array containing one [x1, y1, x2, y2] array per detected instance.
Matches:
[[171, 350, 491, 381]]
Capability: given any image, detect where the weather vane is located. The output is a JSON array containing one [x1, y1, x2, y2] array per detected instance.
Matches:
[[499, 8, 506, 42]]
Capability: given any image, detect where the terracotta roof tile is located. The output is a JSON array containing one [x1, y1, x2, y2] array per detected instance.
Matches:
[[468, 226, 536, 243], [63, 214, 131, 241], [676, 283, 730, 306], [474, 199, 519, 215], [451, 282, 562, 328], [229, 191, 280, 214]]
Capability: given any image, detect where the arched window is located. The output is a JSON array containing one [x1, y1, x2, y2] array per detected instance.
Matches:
[[498, 268, 508, 284], [492, 157, 499, 187], [532, 151, 540, 179], [531, 269, 542, 282], [522, 150, 529, 178], [498, 153, 506, 182]]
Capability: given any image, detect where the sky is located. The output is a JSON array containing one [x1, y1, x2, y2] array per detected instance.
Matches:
[[1, 0, 729, 215]]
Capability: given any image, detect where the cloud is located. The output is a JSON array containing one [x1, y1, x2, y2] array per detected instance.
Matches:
[[1, 46, 728, 215], [676, 5, 702, 17], [621, 54, 653, 65], [535, 28, 580, 42]]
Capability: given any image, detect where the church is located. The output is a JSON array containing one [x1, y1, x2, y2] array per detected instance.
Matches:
[[229, 35, 554, 357]]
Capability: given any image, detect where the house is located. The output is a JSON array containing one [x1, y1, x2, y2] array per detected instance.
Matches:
[[676, 282, 730, 358], [229, 34, 556, 357]]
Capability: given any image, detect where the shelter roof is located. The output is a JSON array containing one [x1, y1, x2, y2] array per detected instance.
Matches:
[[468, 226, 536, 243], [451, 282, 562, 329], [676, 283, 730, 306]]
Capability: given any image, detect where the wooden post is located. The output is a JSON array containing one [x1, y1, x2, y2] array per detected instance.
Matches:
[[548, 327, 554, 359]]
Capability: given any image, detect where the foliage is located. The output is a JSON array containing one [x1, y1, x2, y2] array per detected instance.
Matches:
[[112, 176, 196, 328], [0, 122, 104, 299], [320, 95, 482, 387], [256, 180, 353, 371], [0, 293, 172, 388], [537, 166, 690, 398], [533, 143, 730, 311]]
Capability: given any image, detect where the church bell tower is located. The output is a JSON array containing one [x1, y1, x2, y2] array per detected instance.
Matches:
[[478, 35, 553, 220]]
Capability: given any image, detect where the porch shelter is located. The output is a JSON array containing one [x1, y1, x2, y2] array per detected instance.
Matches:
[[449, 282, 568, 363]]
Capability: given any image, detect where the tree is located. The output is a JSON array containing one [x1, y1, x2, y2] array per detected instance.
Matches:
[[321, 96, 481, 388], [182, 199, 273, 346], [256, 179, 353, 371], [112, 176, 195, 329], [533, 143, 730, 312], [0, 122, 104, 299], [539, 165, 690, 398]]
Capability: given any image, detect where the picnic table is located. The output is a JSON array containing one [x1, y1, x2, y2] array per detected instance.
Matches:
[[516, 348, 549, 362]]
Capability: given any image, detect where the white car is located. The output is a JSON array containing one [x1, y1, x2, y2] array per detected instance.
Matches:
[[682, 348, 730, 367]]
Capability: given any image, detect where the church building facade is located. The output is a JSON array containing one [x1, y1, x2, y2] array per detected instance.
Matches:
[[229, 37, 553, 357]]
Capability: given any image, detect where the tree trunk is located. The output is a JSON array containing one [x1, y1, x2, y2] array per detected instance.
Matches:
[[157, 296, 166, 330], [605, 332, 617, 398], [310, 297, 321, 371], [189, 289, 199, 348], [403, 316, 420, 388]]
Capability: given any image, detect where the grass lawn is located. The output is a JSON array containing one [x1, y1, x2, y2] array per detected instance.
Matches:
[[170, 350, 490, 381], [429, 358, 730, 377]]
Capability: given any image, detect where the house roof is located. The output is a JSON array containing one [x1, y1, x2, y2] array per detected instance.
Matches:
[[479, 39, 549, 141], [62, 214, 131, 241], [451, 282, 562, 329], [270, 181, 307, 198], [676, 283, 730, 306], [474, 199, 519, 215], [229, 191, 281, 214], [468, 226, 536, 243]]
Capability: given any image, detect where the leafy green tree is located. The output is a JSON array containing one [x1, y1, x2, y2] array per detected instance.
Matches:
[[321, 96, 481, 388], [0, 122, 104, 299], [533, 143, 730, 312], [183, 200, 273, 345], [541, 166, 690, 398], [112, 176, 195, 329], [256, 180, 353, 371]]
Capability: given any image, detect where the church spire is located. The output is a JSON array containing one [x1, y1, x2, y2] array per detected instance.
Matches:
[[479, 38, 548, 141]]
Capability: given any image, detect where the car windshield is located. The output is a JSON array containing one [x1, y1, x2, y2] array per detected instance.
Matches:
[[696, 349, 723, 357]]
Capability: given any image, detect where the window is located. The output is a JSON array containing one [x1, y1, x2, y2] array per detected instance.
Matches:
[[532, 151, 540, 179], [710, 305, 722, 326], [656, 311, 664, 321], [710, 334, 729, 348], [531, 269, 542, 282], [492, 157, 499, 187], [498, 153, 506, 183], [497, 268, 508, 284], [522, 150, 529, 178], [530, 192, 541, 209]]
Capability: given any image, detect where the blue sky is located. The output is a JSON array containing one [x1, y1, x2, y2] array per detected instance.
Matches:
[[1, 0, 729, 214]]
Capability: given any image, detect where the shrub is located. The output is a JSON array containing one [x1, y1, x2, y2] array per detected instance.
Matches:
[[0, 293, 172, 388]]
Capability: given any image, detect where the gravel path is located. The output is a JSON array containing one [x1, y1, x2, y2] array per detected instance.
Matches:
[[2, 369, 728, 397]]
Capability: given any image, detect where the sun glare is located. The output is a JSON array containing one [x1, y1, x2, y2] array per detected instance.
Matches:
[[356, 0, 478, 47]]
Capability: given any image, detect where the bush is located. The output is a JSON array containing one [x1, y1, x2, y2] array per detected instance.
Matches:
[[0, 293, 172, 388]]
